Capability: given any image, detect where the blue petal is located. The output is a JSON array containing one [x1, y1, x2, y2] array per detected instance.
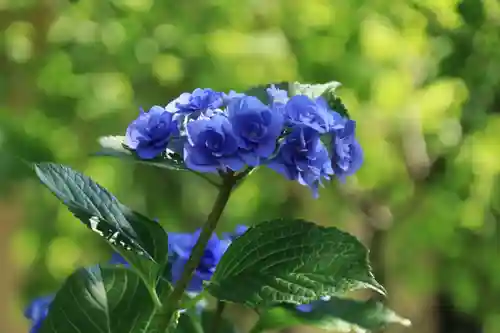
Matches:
[[255, 139, 277, 159], [171, 257, 187, 285], [109, 253, 129, 266], [184, 145, 219, 173], [186, 118, 211, 146], [220, 156, 245, 171], [168, 232, 198, 259]]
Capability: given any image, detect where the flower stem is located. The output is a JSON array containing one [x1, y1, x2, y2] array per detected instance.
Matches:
[[210, 301, 226, 333], [161, 172, 236, 329]]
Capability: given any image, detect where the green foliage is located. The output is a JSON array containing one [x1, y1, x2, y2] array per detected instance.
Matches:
[[208, 219, 384, 307], [39, 265, 170, 333], [252, 297, 411, 333], [33, 163, 170, 297], [289, 81, 341, 99]]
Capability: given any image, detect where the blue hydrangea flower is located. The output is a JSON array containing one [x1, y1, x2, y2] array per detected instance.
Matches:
[[125, 106, 179, 159], [296, 296, 331, 313], [227, 96, 284, 166], [266, 84, 289, 106], [222, 90, 246, 104], [171, 88, 224, 114], [184, 114, 245, 173], [166, 88, 225, 128], [222, 225, 249, 241], [284, 95, 335, 134], [168, 231, 230, 292], [330, 119, 363, 181], [24, 295, 54, 333], [109, 252, 129, 266], [268, 126, 334, 197]]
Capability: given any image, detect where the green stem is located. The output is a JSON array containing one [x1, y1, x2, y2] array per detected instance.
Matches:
[[210, 301, 226, 333], [160, 172, 236, 328]]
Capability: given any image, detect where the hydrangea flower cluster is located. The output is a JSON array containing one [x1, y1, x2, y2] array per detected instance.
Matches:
[[125, 86, 363, 197]]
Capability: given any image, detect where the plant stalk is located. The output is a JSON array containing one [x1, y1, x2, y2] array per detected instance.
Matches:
[[160, 172, 236, 329], [210, 301, 226, 333]]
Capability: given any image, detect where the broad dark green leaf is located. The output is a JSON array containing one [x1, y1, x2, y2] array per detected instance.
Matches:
[[34, 162, 169, 288], [40, 265, 171, 333], [96, 136, 187, 171], [252, 297, 411, 333], [244, 82, 290, 105], [207, 219, 385, 307]]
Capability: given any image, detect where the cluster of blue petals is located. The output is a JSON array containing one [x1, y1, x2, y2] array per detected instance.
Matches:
[[125, 86, 363, 197]]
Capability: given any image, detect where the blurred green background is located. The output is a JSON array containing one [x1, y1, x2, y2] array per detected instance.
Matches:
[[1, 0, 500, 332]]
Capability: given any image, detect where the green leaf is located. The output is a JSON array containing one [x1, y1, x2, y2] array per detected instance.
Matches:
[[96, 135, 187, 171], [244, 82, 290, 104], [207, 219, 385, 307], [252, 297, 411, 333], [322, 92, 350, 119], [200, 310, 236, 333], [289, 81, 341, 99], [176, 310, 204, 333], [40, 265, 171, 333], [33, 162, 169, 293]]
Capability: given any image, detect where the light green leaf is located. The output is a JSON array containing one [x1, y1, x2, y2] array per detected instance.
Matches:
[[96, 135, 187, 171], [40, 265, 171, 333], [207, 219, 385, 307], [33, 162, 169, 294], [252, 297, 411, 332], [289, 81, 341, 99]]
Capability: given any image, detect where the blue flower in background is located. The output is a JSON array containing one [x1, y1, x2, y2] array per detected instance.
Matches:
[[222, 225, 249, 241], [266, 84, 289, 107], [109, 252, 130, 266], [125, 106, 179, 159], [227, 96, 284, 166], [268, 126, 333, 197], [330, 119, 363, 181], [296, 296, 331, 313], [169, 231, 230, 292], [284, 95, 335, 134], [184, 114, 245, 173], [24, 295, 54, 333]]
